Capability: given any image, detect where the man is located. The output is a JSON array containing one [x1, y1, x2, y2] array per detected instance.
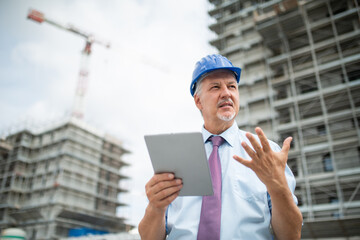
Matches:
[[139, 54, 302, 239]]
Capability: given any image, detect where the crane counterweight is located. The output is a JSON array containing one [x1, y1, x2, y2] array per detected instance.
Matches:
[[27, 9, 45, 23]]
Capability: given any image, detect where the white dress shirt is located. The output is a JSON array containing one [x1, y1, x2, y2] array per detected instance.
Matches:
[[165, 121, 298, 239]]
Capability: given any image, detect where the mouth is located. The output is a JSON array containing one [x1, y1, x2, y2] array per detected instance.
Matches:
[[218, 101, 233, 109]]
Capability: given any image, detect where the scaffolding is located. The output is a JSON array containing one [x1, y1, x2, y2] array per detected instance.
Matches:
[[0, 117, 131, 239], [208, 0, 360, 238]]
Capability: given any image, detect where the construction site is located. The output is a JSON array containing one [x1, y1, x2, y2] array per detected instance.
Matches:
[[0, 118, 131, 239], [1, 0, 360, 239], [0, 9, 134, 240], [208, 0, 360, 238]]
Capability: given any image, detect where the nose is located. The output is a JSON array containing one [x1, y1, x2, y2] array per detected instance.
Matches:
[[220, 85, 231, 98]]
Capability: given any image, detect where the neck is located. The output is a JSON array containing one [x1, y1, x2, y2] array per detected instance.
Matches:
[[204, 119, 234, 135]]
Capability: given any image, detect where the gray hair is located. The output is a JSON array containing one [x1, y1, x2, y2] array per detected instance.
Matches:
[[193, 77, 204, 97]]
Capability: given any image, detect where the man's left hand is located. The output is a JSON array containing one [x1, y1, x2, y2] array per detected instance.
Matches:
[[233, 127, 292, 193]]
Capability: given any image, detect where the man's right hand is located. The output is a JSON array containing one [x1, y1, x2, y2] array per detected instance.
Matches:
[[145, 173, 183, 213], [139, 173, 182, 240]]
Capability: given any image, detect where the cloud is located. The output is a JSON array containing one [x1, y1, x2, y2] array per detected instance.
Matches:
[[0, 0, 216, 227]]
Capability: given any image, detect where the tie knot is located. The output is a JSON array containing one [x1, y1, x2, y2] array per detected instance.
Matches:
[[210, 136, 224, 147]]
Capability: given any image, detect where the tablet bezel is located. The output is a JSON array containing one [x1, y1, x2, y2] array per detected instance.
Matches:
[[144, 132, 213, 196]]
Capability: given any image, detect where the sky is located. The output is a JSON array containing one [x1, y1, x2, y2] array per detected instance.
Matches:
[[0, 0, 218, 230]]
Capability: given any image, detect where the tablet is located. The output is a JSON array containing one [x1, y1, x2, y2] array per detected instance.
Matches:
[[144, 132, 213, 196]]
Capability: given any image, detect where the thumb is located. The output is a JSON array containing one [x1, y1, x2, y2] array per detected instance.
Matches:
[[233, 155, 252, 169], [281, 137, 292, 155]]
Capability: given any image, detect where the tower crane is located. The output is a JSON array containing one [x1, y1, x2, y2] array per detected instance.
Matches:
[[27, 9, 110, 119]]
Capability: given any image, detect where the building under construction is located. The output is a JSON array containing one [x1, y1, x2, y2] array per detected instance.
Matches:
[[0, 118, 130, 239], [208, 0, 360, 238]]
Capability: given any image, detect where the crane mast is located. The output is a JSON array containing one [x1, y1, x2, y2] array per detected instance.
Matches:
[[27, 9, 110, 119]]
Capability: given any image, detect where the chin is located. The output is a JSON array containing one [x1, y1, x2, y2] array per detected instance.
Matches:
[[217, 112, 235, 122]]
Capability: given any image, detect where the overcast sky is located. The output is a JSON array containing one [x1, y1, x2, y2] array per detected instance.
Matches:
[[0, 0, 217, 230]]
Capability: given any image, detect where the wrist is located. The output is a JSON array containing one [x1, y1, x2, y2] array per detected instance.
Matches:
[[266, 176, 291, 197], [146, 204, 167, 217]]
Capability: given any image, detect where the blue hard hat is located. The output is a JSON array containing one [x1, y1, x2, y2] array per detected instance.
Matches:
[[190, 54, 241, 96]]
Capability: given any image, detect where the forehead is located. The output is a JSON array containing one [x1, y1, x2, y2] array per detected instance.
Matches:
[[202, 69, 237, 83]]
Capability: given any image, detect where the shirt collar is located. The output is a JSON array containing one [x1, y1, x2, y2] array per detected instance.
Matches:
[[201, 121, 238, 147]]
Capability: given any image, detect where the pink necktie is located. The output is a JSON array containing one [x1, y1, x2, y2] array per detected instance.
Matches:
[[197, 136, 224, 240]]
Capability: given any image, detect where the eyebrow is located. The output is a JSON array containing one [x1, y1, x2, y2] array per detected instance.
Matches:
[[225, 80, 237, 85], [207, 80, 237, 87], [209, 82, 220, 86]]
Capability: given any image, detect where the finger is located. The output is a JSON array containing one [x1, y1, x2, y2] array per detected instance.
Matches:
[[149, 186, 182, 209], [255, 127, 271, 153], [281, 136, 292, 156], [149, 184, 182, 207], [157, 190, 181, 207], [233, 155, 252, 169], [241, 140, 258, 160], [245, 132, 263, 156], [155, 183, 183, 201], [151, 178, 182, 196], [146, 173, 174, 189], [146, 177, 181, 197]]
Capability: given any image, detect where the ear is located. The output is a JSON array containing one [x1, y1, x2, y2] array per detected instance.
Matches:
[[194, 94, 202, 111]]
